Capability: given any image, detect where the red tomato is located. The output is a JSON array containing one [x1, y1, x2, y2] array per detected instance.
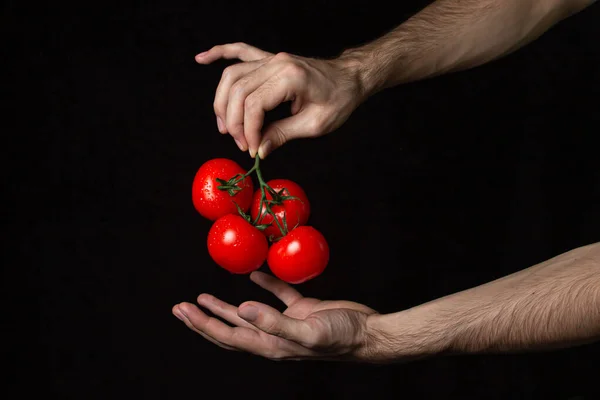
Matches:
[[207, 214, 268, 274], [267, 226, 329, 284], [250, 179, 310, 239], [192, 158, 254, 221]]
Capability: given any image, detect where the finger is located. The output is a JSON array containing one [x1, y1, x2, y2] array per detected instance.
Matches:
[[250, 271, 303, 306], [196, 293, 256, 329], [258, 110, 322, 159], [256, 116, 301, 159], [172, 304, 239, 351], [176, 302, 258, 349], [237, 301, 317, 346], [243, 73, 306, 158], [214, 60, 265, 136], [177, 302, 300, 359], [225, 65, 279, 152], [196, 42, 272, 64]]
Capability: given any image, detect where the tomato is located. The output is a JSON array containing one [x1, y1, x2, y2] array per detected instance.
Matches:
[[207, 214, 268, 274], [250, 179, 310, 239], [192, 158, 254, 221], [267, 226, 329, 284]]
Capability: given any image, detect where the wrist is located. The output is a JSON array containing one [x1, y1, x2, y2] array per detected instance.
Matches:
[[334, 47, 385, 102], [364, 304, 453, 363]]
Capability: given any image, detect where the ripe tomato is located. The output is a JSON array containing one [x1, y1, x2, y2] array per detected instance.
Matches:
[[267, 226, 329, 284], [192, 158, 254, 221], [250, 179, 310, 239], [207, 214, 268, 274]]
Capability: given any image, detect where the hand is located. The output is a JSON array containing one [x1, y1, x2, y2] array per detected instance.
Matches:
[[195, 42, 364, 159], [172, 271, 381, 362]]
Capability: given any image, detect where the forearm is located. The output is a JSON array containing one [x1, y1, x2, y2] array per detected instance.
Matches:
[[339, 0, 593, 97], [367, 242, 600, 362]]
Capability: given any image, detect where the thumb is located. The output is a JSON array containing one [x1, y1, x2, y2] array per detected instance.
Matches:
[[257, 112, 319, 159], [237, 301, 317, 346]]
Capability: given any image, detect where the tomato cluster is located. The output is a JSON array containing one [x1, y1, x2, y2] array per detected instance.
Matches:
[[191, 158, 329, 284]]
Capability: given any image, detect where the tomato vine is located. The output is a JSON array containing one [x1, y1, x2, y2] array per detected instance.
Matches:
[[215, 156, 299, 241]]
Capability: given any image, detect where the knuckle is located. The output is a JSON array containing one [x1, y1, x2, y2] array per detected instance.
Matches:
[[221, 65, 234, 79], [227, 119, 242, 132], [271, 125, 288, 146], [228, 126, 244, 138], [244, 94, 259, 111], [213, 100, 224, 115], [225, 119, 239, 133], [273, 51, 292, 62], [230, 80, 247, 97], [284, 64, 307, 80], [264, 319, 282, 336]]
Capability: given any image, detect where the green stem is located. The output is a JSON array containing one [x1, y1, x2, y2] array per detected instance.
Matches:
[[216, 155, 288, 239], [252, 156, 287, 237]]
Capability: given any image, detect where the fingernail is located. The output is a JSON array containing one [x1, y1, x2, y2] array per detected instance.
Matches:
[[196, 51, 208, 58], [238, 305, 258, 321], [258, 140, 271, 159], [235, 138, 246, 151], [216, 116, 225, 132]]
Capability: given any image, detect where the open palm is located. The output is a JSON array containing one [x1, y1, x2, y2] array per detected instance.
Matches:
[[173, 271, 378, 361]]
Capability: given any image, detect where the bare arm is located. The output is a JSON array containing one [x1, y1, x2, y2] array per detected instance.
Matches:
[[341, 0, 595, 98], [196, 0, 594, 157], [367, 242, 600, 362], [173, 242, 599, 363]]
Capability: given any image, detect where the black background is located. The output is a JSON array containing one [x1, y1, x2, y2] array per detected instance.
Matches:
[[4, 0, 600, 399]]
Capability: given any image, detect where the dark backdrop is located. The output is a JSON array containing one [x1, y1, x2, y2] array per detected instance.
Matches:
[[4, 1, 600, 399]]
